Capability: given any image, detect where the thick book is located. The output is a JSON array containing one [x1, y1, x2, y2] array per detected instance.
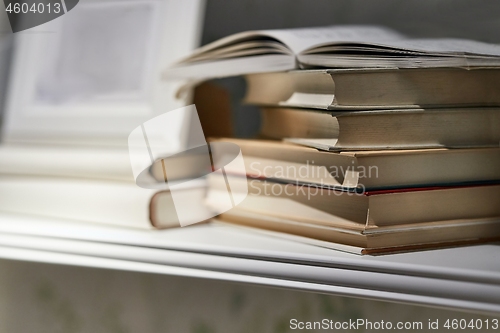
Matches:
[[0, 175, 208, 229], [211, 138, 500, 191], [207, 176, 500, 230], [164, 25, 500, 80], [207, 177, 500, 254], [256, 107, 500, 151], [0, 145, 215, 228], [244, 68, 500, 110], [216, 210, 500, 255]]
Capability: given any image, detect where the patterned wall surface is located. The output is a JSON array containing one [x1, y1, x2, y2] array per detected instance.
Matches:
[[0, 259, 495, 333]]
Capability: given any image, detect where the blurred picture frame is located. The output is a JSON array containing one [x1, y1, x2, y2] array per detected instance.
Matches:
[[2, 0, 205, 147]]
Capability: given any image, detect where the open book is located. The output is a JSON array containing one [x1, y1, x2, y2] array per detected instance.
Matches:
[[164, 25, 500, 80]]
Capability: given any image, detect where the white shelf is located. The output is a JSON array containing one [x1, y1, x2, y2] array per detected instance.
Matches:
[[0, 212, 499, 314]]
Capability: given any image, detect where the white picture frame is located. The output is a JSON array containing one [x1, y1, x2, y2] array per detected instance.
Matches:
[[2, 0, 205, 147]]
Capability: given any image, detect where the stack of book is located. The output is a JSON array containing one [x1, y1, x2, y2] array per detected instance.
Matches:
[[166, 25, 500, 254], [0, 145, 209, 229]]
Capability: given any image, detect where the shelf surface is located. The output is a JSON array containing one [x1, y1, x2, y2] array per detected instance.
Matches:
[[0, 212, 499, 314]]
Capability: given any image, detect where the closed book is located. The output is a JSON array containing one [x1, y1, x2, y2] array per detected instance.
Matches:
[[208, 176, 500, 254], [0, 145, 214, 228], [212, 138, 500, 191], [207, 176, 500, 230], [256, 107, 500, 151], [245, 68, 500, 110], [216, 210, 500, 255], [0, 175, 207, 229]]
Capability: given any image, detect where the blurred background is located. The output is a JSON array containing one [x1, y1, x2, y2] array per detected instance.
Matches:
[[1, 0, 500, 332]]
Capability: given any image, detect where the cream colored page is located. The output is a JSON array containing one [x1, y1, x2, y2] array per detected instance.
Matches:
[[371, 38, 500, 56], [181, 25, 402, 60], [261, 25, 404, 54]]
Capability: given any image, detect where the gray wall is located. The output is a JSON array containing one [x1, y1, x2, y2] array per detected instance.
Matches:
[[202, 0, 500, 44]]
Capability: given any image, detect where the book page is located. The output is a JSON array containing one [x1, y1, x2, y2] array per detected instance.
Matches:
[[370, 38, 500, 57], [261, 25, 404, 54], [178, 25, 403, 61]]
